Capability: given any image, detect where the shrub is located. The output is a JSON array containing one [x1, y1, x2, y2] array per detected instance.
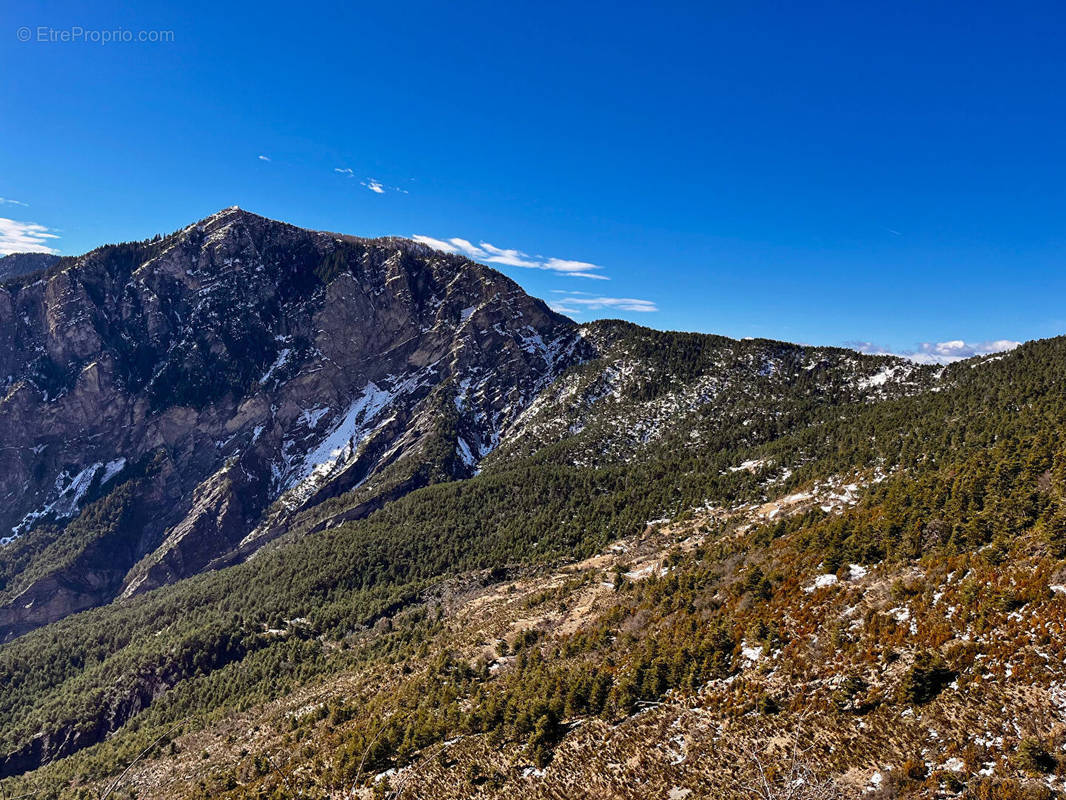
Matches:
[[900, 651, 954, 705], [1014, 737, 1056, 775]]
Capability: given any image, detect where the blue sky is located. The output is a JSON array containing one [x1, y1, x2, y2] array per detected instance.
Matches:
[[2, 1, 1064, 360]]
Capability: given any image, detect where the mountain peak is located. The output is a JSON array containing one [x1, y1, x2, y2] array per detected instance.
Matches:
[[0, 209, 586, 636]]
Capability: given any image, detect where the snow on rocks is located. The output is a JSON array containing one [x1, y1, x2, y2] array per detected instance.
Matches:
[[277, 381, 401, 507], [258, 347, 292, 384], [456, 436, 476, 467], [866, 771, 885, 792], [100, 457, 127, 485], [5, 457, 126, 543], [665, 734, 688, 765], [299, 406, 330, 429]]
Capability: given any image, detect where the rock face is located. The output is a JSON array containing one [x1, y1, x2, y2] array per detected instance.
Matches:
[[0, 252, 60, 283], [0, 208, 587, 639]]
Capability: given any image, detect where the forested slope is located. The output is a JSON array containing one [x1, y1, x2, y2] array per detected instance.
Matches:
[[2, 328, 1065, 797]]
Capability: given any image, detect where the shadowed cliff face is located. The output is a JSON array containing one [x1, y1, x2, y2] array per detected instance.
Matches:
[[0, 207, 588, 638], [0, 253, 60, 282]]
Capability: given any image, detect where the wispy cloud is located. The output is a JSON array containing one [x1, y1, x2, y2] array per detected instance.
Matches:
[[848, 338, 1021, 364], [0, 218, 60, 255], [0, 198, 29, 207], [542, 258, 607, 279], [549, 291, 657, 314], [257, 154, 271, 162], [335, 168, 407, 194], [412, 235, 608, 279]]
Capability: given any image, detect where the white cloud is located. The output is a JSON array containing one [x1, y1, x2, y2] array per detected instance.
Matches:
[[447, 238, 483, 257], [412, 234, 608, 279], [849, 339, 1021, 364], [335, 168, 407, 194], [479, 242, 541, 268], [910, 339, 1021, 364], [845, 341, 893, 355], [549, 291, 657, 314], [258, 155, 271, 162], [0, 198, 29, 207], [541, 257, 608, 280], [411, 235, 459, 253], [0, 218, 60, 255]]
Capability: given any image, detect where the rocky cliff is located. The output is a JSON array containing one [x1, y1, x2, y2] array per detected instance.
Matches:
[[0, 252, 60, 283]]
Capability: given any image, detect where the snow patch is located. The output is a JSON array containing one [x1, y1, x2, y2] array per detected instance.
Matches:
[[100, 457, 127, 485], [299, 406, 330, 429], [279, 381, 400, 507], [456, 436, 475, 467], [259, 348, 292, 384], [728, 458, 767, 473], [741, 643, 763, 662], [804, 573, 839, 593], [7, 461, 109, 541]]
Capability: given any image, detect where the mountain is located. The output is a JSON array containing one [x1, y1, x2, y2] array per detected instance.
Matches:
[[0, 209, 928, 642], [0, 208, 586, 638], [4, 210, 1063, 799], [0, 252, 60, 282]]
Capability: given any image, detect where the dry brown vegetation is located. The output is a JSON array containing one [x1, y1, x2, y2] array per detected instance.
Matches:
[[36, 478, 1066, 800]]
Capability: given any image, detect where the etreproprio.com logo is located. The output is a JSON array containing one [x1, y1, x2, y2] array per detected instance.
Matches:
[[16, 26, 175, 44]]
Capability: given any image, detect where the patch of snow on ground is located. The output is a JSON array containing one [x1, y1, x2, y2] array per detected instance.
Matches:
[[741, 643, 763, 662], [859, 366, 897, 389], [804, 573, 839, 593], [888, 606, 911, 623], [728, 458, 767, 473]]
